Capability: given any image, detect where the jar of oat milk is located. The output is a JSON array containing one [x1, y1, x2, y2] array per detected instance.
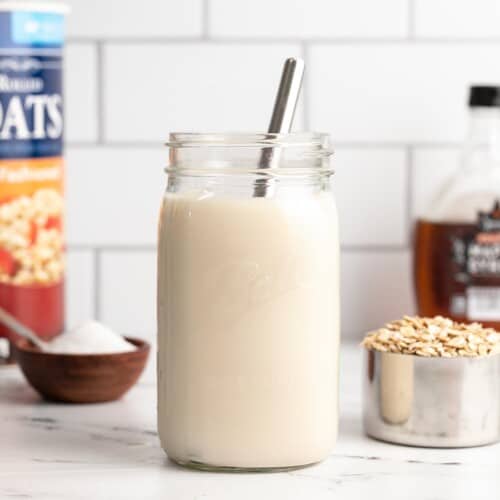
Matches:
[[157, 132, 339, 471]]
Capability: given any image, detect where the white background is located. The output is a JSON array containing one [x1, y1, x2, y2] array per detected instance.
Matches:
[[57, 0, 500, 340]]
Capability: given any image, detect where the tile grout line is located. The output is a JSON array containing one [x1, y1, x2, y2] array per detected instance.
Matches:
[[406, 145, 417, 315], [407, 0, 416, 40], [65, 141, 463, 150], [202, 0, 210, 40], [69, 244, 156, 252], [406, 145, 414, 247], [301, 41, 311, 131], [68, 244, 407, 253], [66, 36, 500, 45], [341, 245, 409, 252], [93, 248, 101, 321], [96, 41, 105, 144]]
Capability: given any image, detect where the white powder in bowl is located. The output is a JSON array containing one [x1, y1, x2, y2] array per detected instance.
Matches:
[[47, 320, 136, 355]]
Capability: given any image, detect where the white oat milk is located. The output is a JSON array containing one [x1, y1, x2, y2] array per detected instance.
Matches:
[[157, 133, 340, 470]]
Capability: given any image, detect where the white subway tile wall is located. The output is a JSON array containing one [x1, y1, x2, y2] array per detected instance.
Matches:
[[333, 148, 408, 246], [66, 147, 165, 245], [411, 148, 461, 218], [341, 251, 414, 336], [99, 252, 157, 339], [60, 0, 497, 340], [103, 43, 304, 142], [65, 0, 204, 38], [415, 0, 500, 39], [66, 250, 95, 329], [65, 43, 98, 143], [209, 0, 408, 39], [310, 44, 500, 143]]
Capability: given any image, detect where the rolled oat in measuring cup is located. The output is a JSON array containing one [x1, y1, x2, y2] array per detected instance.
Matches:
[[0, 3, 68, 358]]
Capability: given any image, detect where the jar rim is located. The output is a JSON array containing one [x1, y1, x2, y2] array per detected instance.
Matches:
[[165, 132, 332, 150]]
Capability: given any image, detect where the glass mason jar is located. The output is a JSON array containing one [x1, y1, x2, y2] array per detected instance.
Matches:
[[157, 132, 339, 471]]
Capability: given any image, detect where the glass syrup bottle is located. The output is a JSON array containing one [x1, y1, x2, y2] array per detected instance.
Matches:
[[414, 85, 500, 327]]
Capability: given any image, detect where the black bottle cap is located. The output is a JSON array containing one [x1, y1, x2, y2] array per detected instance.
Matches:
[[469, 86, 500, 107]]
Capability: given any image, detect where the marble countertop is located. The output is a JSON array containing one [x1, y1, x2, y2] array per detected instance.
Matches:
[[1, 343, 499, 500]]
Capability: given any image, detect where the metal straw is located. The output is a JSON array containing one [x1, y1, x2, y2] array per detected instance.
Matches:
[[253, 57, 305, 197], [0, 307, 48, 351]]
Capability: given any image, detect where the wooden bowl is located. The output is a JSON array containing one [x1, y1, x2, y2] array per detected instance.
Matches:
[[13, 337, 150, 403]]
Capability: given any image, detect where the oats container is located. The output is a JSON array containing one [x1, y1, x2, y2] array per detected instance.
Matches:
[[0, 3, 68, 361], [363, 349, 500, 447]]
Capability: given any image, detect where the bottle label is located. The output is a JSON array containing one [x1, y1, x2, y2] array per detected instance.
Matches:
[[415, 201, 500, 326], [451, 201, 500, 320], [466, 287, 500, 320], [452, 201, 500, 280]]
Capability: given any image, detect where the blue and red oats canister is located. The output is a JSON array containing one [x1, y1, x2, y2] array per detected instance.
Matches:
[[0, 3, 68, 355]]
